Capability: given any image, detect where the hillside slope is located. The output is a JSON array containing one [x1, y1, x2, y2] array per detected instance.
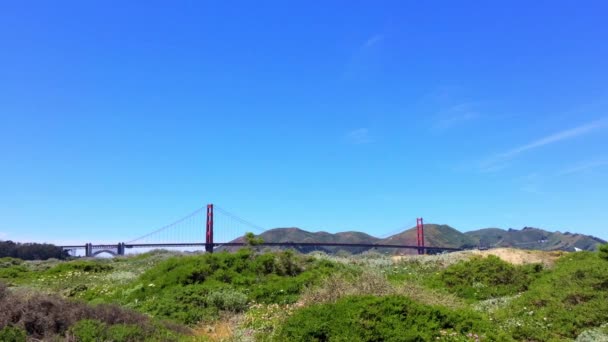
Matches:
[[465, 227, 606, 251], [380, 224, 478, 249], [226, 225, 603, 254], [227, 227, 380, 253]]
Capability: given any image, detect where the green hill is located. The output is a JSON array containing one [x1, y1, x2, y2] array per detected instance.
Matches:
[[465, 227, 606, 251], [227, 227, 380, 254], [226, 225, 604, 254], [379, 224, 479, 253]]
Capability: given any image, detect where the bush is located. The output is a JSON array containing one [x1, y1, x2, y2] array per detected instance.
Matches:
[[122, 250, 341, 324], [48, 260, 113, 274], [437, 255, 543, 300], [599, 244, 608, 261], [277, 295, 507, 341], [105, 324, 146, 342], [0, 281, 184, 340], [0, 264, 29, 280], [69, 320, 147, 342], [69, 319, 106, 342], [207, 288, 248, 312], [495, 251, 608, 340], [0, 326, 26, 342]]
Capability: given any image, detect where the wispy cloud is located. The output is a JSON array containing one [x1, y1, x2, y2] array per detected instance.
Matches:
[[0, 232, 7, 239], [345, 128, 372, 144], [558, 159, 608, 176], [500, 119, 606, 159], [363, 34, 384, 49], [481, 118, 607, 172], [343, 34, 384, 79], [433, 103, 480, 131]]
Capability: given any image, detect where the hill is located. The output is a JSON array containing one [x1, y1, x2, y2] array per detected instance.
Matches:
[[465, 226, 606, 251], [379, 224, 478, 251], [225, 227, 380, 254], [228, 225, 604, 253]]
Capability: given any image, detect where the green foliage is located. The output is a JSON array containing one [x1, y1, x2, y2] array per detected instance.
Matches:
[[0, 326, 26, 342], [0, 240, 68, 260], [495, 251, 608, 340], [207, 288, 248, 311], [105, 324, 146, 341], [118, 250, 340, 324], [277, 295, 508, 341], [0, 264, 29, 280], [436, 255, 543, 300], [599, 243, 608, 261], [244, 232, 264, 246], [48, 260, 113, 274], [68, 319, 178, 342], [69, 319, 106, 342]]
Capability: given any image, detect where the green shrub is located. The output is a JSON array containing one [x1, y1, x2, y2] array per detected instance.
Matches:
[[599, 243, 608, 261], [436, 255, 543, 300], [277, 295, 508, 341], [48, 260, 113, 274], [0, 264, 29, 280], [69, 319, 106, 342], [122, 250, 341, 324], [495, 251, 608, 340], [68, 320, 174, 342], [105, 324, 146, 342], [207, 288, 248, 312], [0, 326, 26, 342], [0, 257, 23, 268]]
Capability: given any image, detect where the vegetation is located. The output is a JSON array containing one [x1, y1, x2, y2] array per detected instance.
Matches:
[[277, 295, 506, 341], [435, 255, 544, 300], [599, 243, 608, 261], [494, 251, 608, 340], [1, 247, 608, 341], [106, 249, 342, 324], [0, 240, 67, 260], [0, 282, 186, 341]]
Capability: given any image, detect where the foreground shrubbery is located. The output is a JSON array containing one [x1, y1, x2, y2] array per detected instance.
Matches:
[[104, 249, 344, 324], [495, 251, 608, 340], [4, 247, 608, 341], [436, 255, 544, 300], [0, 282, 186, 341], [277, 295, 509, 341]]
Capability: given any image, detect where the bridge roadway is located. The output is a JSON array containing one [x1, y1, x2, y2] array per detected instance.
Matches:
[[60, 242, 462, 257]]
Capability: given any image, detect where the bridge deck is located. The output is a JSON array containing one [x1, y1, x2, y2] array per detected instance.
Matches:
[[61, 242, 461, 251]]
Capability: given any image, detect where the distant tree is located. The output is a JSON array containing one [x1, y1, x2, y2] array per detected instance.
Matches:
[[0, 240, 68, 260], [244, 232, 264, 247], [600, 243, 608, 261]]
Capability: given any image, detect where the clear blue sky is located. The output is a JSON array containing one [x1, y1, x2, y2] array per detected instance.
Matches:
[[1, 1, 607, 244]]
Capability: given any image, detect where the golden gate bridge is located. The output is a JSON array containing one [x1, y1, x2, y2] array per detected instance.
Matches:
[[60, 204, 461, 257]]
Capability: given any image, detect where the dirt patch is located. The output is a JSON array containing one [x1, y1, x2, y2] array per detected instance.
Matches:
[[469, 248, 564, 266], [392, 248, 565, 267], [194, 313, 243, 341]]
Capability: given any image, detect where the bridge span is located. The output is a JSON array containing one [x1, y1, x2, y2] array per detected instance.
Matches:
[[60, 204, 459, 257]]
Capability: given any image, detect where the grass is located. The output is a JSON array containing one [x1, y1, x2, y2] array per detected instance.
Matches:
[[493, 251, 608, 340], [276, 295, 510, 341], [2, 245, 608, 341]]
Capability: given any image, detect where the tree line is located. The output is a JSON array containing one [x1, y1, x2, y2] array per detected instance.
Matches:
[[0, 240, 68, 260]]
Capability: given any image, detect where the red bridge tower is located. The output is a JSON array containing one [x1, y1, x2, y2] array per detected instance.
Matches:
[[416, 217, 425, 255], [205, 204, 214, 253]]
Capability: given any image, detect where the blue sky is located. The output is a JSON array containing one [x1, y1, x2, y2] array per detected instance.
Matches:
[[1, 1, 607, 244]]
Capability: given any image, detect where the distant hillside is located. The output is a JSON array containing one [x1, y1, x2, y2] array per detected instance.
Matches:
[[226, 227, 379, 254], [225, 225, 605, 254], [465, 227, 606, 251], [380, 224, 478, 251]]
